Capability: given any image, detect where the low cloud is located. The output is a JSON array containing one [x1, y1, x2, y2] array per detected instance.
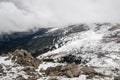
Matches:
[[0, 0, 120, 32]]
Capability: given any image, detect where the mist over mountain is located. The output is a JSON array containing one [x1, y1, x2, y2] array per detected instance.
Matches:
[[0, 0, 120, 33]]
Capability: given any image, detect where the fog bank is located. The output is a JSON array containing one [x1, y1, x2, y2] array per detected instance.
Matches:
[[0, 0, 120, 32]]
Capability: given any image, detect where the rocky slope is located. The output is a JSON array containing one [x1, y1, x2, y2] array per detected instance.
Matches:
[[0, 23, 120, 80], [1, 49, 120, 80], [38, 23, 120, 80]]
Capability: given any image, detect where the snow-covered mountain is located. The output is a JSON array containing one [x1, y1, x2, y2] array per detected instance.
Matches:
[[38, 23, 120, 80], [1, 23, 120, 59], [0, 23, 117, 55], [0, 23, 120, 80], [40, 23, 120, 57]]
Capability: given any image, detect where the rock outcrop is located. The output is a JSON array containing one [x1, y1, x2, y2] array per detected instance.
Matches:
[[114, 76, 120, 80], [43, 63, 107, 79], [44, 63, 81, 78], [8, 49, 41, 68], [3, 49, 43, 79], [0, 64, 4, 76]]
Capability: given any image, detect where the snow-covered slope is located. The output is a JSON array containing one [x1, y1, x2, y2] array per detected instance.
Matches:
[[0, 23, 120, 80], [39, 23, 120, 58], [37, 23, 120, 79]]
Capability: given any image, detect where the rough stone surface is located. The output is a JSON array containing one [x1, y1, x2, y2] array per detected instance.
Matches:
[[16, 75, 26, 80], [64, 70, 73, 78], [44, 63, 81, 78], [10, 49, 41, 68], [0, 64, 4, 76], [23, 66, 41, 79], [114, 76, 120, 80], [48, 77, 58, 80], [81, 66, 96, 75]]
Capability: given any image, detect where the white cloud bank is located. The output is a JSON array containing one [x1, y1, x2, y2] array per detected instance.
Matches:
[[0, 0, 120, 32]]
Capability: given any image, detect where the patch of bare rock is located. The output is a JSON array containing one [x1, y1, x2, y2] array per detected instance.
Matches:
[[16, 75, 26, 80], [114, 76, 120, 80], [4, 49, 42, 80], [8, 49, 41, 68], [1, 49, 118, 80], [40, 63, 109, 79], [0, 64, 5, 76]]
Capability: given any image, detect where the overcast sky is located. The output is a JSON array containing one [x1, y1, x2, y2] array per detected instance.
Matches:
[[0, 0, 120, 32]]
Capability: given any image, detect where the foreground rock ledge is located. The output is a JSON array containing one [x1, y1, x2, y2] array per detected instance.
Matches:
[[8, 49, 41, 68], [42, 63, 108, 79]]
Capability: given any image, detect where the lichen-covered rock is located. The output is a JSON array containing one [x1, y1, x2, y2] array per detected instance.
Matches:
[[81, 66, 107, 79], [0, 64, 4, 76], [23, 67, 35, 72], [10, 49, 41, 68], [23, 66, 41, 79], [114, 76, 120, 80], [81, 66, 96, 75], [63, 63, 81, 77], [64, 70, 73, 78], [45, 65, 62, 76], [48, 77, 58, 80], [44, 63, 81, 78], [16, 75, 26, 80]]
